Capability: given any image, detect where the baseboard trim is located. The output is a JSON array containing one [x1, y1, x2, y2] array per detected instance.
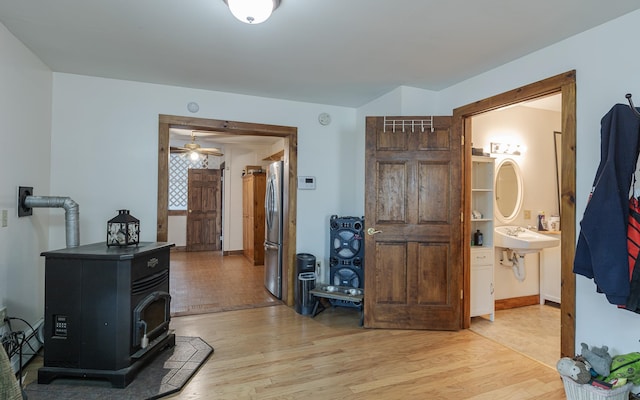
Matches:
[[495, 295, 540, 310], [223, 250, 244, 256]]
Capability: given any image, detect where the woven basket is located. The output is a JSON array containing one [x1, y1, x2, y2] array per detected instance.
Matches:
[[561, 376, 632, 400], [0, 347, 22, 400]]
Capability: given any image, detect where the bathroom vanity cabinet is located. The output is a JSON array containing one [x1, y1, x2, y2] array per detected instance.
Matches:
[[470, 156, 495, 320], [470, 248, 494, 320]]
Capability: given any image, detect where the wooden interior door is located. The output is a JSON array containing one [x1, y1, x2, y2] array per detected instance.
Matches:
[[187, 168, 222, 251], [364, 116, 462, 330]]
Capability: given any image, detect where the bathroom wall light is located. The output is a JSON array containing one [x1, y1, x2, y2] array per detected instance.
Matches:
[[224, 0, 280, 24], [490, 142, 521, 156]]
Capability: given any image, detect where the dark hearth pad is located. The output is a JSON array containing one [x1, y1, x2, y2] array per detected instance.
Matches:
[[24, 336, 213, 400]]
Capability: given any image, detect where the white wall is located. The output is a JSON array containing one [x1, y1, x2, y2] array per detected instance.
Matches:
[[227, 149, 259, 251], [167, 215, 187, 247], [0, 23, 52, 323], [5, 6, 640, 357], [471, 105, 561, 300], [434, 10, 640, 355], [49, 74, 357, 267]]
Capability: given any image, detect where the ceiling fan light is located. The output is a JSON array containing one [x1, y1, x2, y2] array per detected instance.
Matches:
[[185, 142, 200, 151], [226, 0, 278, 24], [190, 151, 200, 161]]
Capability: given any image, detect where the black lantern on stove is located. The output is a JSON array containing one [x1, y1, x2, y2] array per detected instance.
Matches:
[[107, 209, 140, 247]]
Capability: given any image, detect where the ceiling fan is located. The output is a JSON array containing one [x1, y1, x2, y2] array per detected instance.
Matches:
[[170, 132, 223, 157]]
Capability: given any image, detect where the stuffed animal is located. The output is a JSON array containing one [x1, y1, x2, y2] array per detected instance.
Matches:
[[603, 352, 640, 385], [557, 357, 591, 384], [581, 343, 612, 377]]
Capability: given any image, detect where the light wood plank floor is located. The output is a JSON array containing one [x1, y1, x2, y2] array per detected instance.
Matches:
[[167, 305, 565, 399], [22, 251, 566, 398], [166, 252, 565, 398], [171, 250, 560, 369]]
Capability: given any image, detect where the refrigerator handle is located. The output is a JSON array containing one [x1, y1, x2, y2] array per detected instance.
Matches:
[[265, 179, 274, 229], [264, 242, 279, 250]]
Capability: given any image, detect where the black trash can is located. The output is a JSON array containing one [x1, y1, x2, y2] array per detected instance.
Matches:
[[295, 253, 316, 314], [297, 272, 316, 315]]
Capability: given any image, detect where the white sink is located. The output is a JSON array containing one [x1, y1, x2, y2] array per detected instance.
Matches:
[[494, 226, 560, 254]]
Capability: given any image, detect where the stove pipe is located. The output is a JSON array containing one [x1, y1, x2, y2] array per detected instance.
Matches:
[[24, 196, 80, 248]]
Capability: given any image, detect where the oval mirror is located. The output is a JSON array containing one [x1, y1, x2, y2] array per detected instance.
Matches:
[[494, 158, 523, 223]]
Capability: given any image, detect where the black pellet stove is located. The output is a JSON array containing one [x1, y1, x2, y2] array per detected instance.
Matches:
[[37, 242, 175, 388]]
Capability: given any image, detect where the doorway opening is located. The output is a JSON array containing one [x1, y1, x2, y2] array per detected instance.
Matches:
[[469, 93, 563, 367], [455, 70, 577, 358], [157, 114, 298, 307]]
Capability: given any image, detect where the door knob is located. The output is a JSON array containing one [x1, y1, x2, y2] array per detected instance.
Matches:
[[367, 227, 382, 236], [188, 210, 192, 213]]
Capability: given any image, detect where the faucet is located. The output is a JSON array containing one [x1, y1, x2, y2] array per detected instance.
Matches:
[[505, 226, 525, 236]]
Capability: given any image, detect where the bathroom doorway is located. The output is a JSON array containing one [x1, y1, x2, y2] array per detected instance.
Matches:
[[468, 94, 563, 367], [456, 70, 576, 360]]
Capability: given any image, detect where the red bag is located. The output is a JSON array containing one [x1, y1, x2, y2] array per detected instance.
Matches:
[[626, 196, 640, 310], [628, 197, 640, 279]]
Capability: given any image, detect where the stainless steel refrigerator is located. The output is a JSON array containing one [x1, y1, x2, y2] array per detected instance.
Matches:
[[264, 161, 284, 298]]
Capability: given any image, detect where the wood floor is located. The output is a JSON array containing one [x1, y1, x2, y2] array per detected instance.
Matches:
[[167, 305, 565, 399], [470, 304, 560, 368], [165, 250, 564, 399], [170, 250, 280, 316], [22, 251, 567, 398], [170, 250, 560, 369]]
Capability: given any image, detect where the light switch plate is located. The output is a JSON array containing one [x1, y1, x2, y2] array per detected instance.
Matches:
[[1, 210, 7, 227]]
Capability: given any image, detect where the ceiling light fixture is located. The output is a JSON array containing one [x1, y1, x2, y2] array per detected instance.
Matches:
[[224, 0, 280, 24], [490, 142, 522, 156]]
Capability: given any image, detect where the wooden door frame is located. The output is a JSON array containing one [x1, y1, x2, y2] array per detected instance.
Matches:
[[454, 70, 576, 357], [157, 114, 298, 306]]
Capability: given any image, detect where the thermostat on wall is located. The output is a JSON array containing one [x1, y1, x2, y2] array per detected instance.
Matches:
[[298, 176, 316, 190]]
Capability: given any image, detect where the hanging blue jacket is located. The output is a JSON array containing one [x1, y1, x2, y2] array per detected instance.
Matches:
[[574, 104, 640, 305]]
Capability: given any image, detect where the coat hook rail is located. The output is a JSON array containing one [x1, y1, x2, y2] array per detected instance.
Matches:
[[626, 93, 640, 118], [382, 117, 435, 133]]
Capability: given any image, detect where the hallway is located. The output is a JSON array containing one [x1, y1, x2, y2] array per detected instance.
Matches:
[[170, 250, 280, 316]]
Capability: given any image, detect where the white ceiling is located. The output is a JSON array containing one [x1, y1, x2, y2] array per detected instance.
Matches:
[[1, 1, 639, 108], [520, 94, 562, 112]]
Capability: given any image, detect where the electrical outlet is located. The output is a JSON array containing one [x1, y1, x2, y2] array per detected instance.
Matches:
[[524, 210, 531, 220], [1, 210, 7, 227], [0, 306, 7, 328]]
